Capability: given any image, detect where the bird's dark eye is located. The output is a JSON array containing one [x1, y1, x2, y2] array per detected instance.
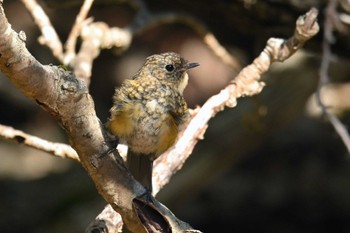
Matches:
[[165, 64, 175, 72]]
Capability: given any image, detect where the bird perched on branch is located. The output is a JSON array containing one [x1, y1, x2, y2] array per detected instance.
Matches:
[[108, 52, 199, 193]]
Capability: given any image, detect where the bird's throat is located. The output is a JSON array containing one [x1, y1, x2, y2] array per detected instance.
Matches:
[[178, 72, 189, 94]]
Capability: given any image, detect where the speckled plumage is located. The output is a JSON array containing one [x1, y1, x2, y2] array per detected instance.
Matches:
[[108, 52, 198, 191]]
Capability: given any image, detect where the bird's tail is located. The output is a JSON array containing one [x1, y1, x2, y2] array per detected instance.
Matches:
[[127, 151, 153, 193]]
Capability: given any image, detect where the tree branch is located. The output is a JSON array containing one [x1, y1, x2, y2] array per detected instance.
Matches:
[[64, 0, 94, 65], [316, 0, 350, 153], [134, 13, 242, 71], [74, 21, 132, 85], [21, 0, 63, 61], [0, 123, 79, 161], [0, 3, 198, 233], [155, 7, 319, 193]]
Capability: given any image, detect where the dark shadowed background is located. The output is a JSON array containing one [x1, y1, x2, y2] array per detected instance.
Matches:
[[1, 0, 350, 232]]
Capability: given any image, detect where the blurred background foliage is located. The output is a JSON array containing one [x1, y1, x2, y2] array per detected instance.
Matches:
[[1, 0, 350, 232]]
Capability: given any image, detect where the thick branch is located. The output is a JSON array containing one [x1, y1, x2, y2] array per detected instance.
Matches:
[[0, 3, 197, 233]]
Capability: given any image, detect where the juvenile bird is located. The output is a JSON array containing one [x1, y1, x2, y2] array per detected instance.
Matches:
[[108, 52, 199, 193]]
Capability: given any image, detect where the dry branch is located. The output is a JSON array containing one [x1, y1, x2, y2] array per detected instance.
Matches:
[[0, 2, 198, 233], [64, 0, 94, 65], [21, 0, 63, 61], [155, 7, 319, 193], [0, 123, 79, 161], [316, 0, 350, 154], [134, 13, 242, 71], [74, 21, 132, 85]]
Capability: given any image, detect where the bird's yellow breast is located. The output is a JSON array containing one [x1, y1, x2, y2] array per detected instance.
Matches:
[[156, 113, 178, 155], [108, 99, 180, 158], [108, 100, 144, 136]]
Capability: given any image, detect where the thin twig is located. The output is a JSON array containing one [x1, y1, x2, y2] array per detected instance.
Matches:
[[21, 0, 63, 61], [64, 0, 94, 65], [0, 124, 79, 161], [74, 22, 132, 85], [316, 0, 350, 153], [128, 0, 240, 70], [134, 13, 241, 71]]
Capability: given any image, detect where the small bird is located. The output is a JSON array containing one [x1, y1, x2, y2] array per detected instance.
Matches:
[[108, 52, 199, 193]]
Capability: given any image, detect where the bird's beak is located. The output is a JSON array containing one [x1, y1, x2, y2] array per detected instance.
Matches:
[[185, 62, 200, 70]]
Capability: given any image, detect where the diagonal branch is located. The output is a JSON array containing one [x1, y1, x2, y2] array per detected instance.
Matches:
[[21, 0, 63, 61], [64, 0, 94, 65], [154, 7, 319, 193], [0, 3, 198, 233]]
